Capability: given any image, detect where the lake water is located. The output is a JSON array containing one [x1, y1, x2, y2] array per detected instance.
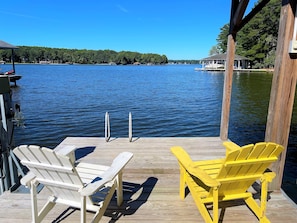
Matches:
[[4, 64, 297, 201]]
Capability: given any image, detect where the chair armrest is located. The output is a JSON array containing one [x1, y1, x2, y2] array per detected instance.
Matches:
[[261, 172, 276, 183], [171, 146, 220, 187], [54, 145, 76, 163], [20, 171, 36, 187], [223, 141, 242, 155], [79, 167, 118, 196], [188, 163, 220, 187], [80, 152, 133, 196]]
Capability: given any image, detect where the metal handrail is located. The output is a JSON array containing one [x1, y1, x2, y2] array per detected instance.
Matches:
[[105, 112, 110, 142], [129, 112, 132, 142], [104, 112, 133, 142]]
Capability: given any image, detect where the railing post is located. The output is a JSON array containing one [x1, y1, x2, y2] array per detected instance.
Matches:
[[105, 112, 110, 142], [129, 112, 132, 142], [0, 76, 19, 194], [265, 1, 297, 190], [220, 33, 236, 141]]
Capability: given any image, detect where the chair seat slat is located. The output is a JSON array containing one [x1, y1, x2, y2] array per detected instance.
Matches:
[[21, 160, 74, 173], [224, 157, 277, 167]]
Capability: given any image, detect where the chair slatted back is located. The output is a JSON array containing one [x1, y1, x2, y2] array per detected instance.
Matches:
[[216, 142, 284, 196], [14, 145, 93, 205]]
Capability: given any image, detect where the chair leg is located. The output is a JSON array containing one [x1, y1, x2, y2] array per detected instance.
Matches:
[[188, 182, 217, 223], [193, 195, 216, 223], [37, 198, 56, 222], [245, 173, 274, 223], [245, 195, 270, 223], [212, 187, 219, 223], [30, 182, 55, 223], [31, 182, 39, 223], [179, 166, 186, 199], [260, 180, 269, 222], [91, 184, 117, 223], [81, 196, 86, 223], [245, 190, 270, 222], [116, 171, 123, 206]]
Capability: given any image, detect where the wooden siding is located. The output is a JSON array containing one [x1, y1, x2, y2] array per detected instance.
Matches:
[[0, 137, 296, 222]]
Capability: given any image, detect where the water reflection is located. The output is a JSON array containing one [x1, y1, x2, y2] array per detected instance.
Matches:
[[229, 72, 272, 145]]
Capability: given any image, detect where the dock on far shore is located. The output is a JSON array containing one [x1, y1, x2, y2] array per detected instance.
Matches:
[[194, 67, 274, 73], [0, 136, 296, 222]]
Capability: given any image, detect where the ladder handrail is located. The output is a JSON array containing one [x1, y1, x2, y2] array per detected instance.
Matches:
[[129, 112, 132, 142], [104, 112, 133, 142], [105, 112, 110, 142]]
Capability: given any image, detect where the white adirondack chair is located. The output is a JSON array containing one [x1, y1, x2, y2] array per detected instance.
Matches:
[[13, 145, 133, 223]]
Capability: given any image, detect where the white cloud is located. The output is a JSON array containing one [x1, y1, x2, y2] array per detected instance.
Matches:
[[0, 10, 38, 19], [116, 5, 128, 13]]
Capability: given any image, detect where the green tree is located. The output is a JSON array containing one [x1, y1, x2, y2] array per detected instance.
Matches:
[[209, 45, 220, 56], [216, 24, 229, 53], [214, 0, 280, 68], [11, 46, 167, 65]]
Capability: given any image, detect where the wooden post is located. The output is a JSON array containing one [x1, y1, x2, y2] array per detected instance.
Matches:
[[265, 0, 297, 190], [220, 34, 236, 140], [12, 49, 16, 73]]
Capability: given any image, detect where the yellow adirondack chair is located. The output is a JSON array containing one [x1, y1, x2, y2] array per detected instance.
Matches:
[[171, 141, 284, 223]]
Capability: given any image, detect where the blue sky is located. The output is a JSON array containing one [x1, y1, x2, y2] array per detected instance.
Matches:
[[1, 0, 258, 60]]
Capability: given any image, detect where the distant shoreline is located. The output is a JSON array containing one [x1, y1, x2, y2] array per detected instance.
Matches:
[[3, 62, 275, 72]]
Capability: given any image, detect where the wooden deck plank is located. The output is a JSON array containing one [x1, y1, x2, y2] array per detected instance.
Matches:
[[1, 137, 296, 222]]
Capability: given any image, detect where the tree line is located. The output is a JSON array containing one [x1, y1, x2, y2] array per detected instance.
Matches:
[[0, 46, 168, 65], [211, 0, 280, 68], [168, 59, 200, 64]]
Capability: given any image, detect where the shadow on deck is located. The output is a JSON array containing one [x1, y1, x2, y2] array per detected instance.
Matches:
[[1, 137, 297, 222]]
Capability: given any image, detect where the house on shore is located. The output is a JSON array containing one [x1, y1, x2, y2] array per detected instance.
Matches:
[[200, 53, 250, 70]]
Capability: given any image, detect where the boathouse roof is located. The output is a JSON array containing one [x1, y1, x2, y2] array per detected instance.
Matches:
[[0, 40, 18, 49], [201, 53, 249, 61]]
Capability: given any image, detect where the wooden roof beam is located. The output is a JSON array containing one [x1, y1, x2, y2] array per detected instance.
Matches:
[[230, 0, 250, 34], [230, 0, 271, 34], [237, 0, 271, 32]]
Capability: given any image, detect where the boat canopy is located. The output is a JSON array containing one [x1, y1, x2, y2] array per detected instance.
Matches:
[[0, 40, 18, 49]]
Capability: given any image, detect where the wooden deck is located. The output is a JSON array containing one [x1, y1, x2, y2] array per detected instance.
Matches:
[[1, 137, 297, 222]]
